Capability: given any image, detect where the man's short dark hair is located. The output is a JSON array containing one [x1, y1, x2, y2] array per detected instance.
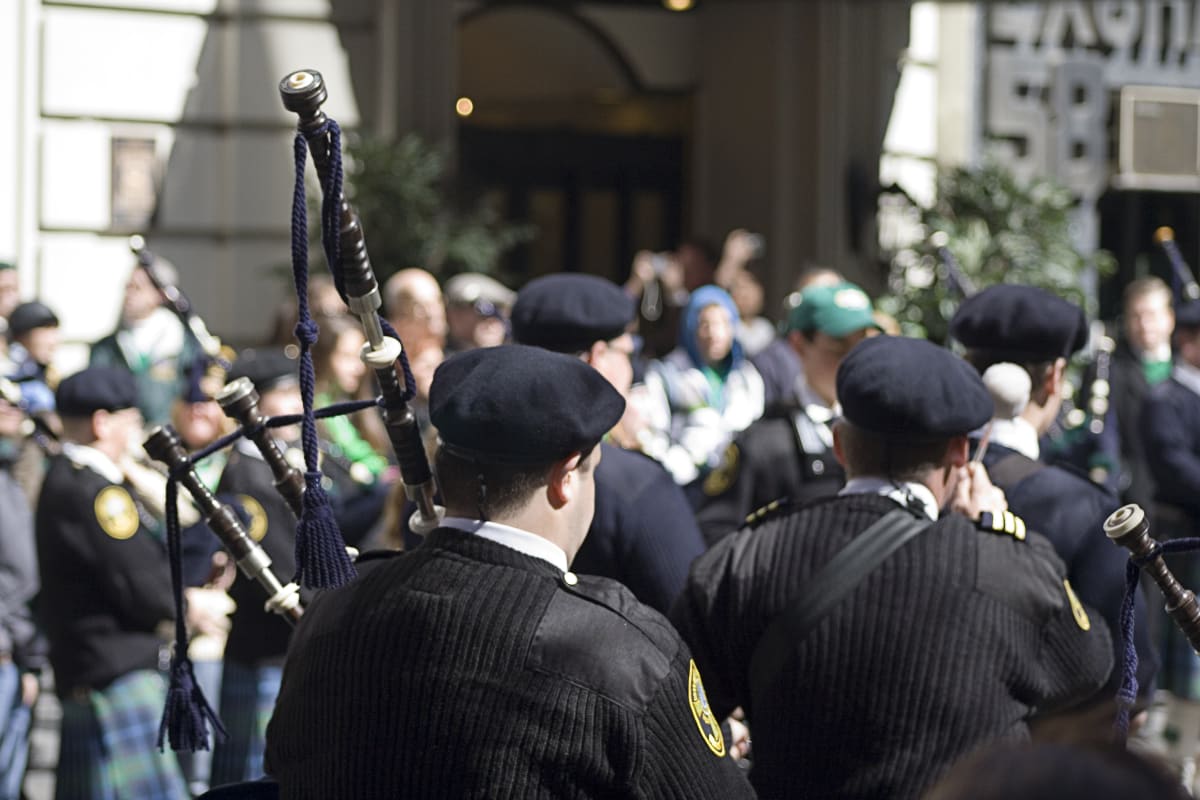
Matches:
[[834, 420, 951, 483], [434, 445, 596, 519]]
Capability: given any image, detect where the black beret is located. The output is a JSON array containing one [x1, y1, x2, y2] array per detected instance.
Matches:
[[7, 301, 59, 338], [511, 274, 635, 353], [56, 367, 139, 417], [1177, 300, 1200, 329], [430, 344, 625, 464], [949, 285, 1088, 362], [836, 336, 992, 440], [226, 349, 298, 394]]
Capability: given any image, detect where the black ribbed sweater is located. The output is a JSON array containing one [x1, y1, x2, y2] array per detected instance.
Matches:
[[265, 528, 754, 799], [672, 493, 1114, 800]]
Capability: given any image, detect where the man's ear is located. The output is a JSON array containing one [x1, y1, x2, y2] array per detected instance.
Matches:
[[91, 409, 110, 443], [547, 452, 583, 509], [945, 435, 969, 469], [582, 341, 604, 368], [1048, 357, 1067, 396], [1032, 358, 1067, 405]]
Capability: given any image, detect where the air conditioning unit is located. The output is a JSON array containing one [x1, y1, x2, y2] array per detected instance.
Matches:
[[1116, 85, 1200, 191]]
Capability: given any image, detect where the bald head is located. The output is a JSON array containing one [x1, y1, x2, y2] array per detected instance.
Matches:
[[385, 268, 447, 349]]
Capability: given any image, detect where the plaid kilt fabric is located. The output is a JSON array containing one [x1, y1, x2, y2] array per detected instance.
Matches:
[[55, 669, 186, 800], [211, 663, 281, 787]]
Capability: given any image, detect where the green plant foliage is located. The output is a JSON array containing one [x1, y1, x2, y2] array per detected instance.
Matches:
[[878, 160, 1116, 344], [342, 133, 533, 281]]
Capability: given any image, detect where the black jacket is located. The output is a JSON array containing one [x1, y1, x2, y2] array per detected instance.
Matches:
[[571, 443, 705, 614], [982, 444, 1157, 702], [694, 407, 844, 545], [266, 528, 755, 799], [35, 453, 175, 694], [672, 493, 1113, 800]]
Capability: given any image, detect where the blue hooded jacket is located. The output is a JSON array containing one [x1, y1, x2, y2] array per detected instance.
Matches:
[[680, 285, 743, 373]]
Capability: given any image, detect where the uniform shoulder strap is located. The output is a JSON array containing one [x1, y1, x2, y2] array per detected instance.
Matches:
[[748, 509, 930, 709]]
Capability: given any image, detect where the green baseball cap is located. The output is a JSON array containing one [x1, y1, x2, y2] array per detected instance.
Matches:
[[787, 281, 880, 338]]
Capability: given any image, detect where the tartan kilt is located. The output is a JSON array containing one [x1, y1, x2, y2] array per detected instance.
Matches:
[[211, 663, 282, 787], [56, 669, 187, 800]]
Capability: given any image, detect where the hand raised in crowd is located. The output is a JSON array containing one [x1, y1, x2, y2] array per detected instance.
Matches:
[[721, 229, 760, 268], [715, 229, 760, 287], [950, 462, 1008, 519], [627, 250, 683, 295]]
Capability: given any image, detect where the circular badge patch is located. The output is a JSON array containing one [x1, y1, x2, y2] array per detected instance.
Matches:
[[238, 494, 269, 542], [687, 659, 726, 757], [1063, 578, 1091, 631], [94, 486, 139, 541]]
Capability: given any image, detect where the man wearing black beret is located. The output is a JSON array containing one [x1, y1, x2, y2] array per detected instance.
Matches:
[[36, 367, 187, 798], [950, 284, 1158, 738], [1140, 300, 1200, 727], [510, 272, 705, 613], [671, 335, 1112, 800], [265, 345, 755, 798]]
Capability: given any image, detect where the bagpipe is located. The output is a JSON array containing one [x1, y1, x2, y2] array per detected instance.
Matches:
[[151, 68, 444, 752], [1106, 504, 1200, 739], [1156, 226, 1200, 305]]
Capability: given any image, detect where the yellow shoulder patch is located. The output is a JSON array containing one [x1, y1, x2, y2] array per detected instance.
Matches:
[[238, 494, 269, 542], [94, 486, 139, 541], [702, 443, 740, 497], [977, 510, 1026, 542], [687, 660, 726, 757], [745, 498, 787, 528], [1063, 578, 1091, 631]]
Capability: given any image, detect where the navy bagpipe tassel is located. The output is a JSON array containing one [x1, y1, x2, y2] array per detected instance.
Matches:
[[158, 477, 226, 751], [294, 469, 356, 588], [287, 121, 356, 589], [160, 653, 225, 752]]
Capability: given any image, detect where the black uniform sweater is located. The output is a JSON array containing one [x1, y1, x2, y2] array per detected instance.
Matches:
[[265, 528, 755, 800], [672, 492, 1114, 800]]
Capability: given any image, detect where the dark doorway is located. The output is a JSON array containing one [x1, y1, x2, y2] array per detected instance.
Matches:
[[459, 125, 683, 284], [456, 4, 692, 287]]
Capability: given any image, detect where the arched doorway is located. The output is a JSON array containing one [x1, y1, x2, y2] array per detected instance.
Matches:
[[457, 4, 691, 284]]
